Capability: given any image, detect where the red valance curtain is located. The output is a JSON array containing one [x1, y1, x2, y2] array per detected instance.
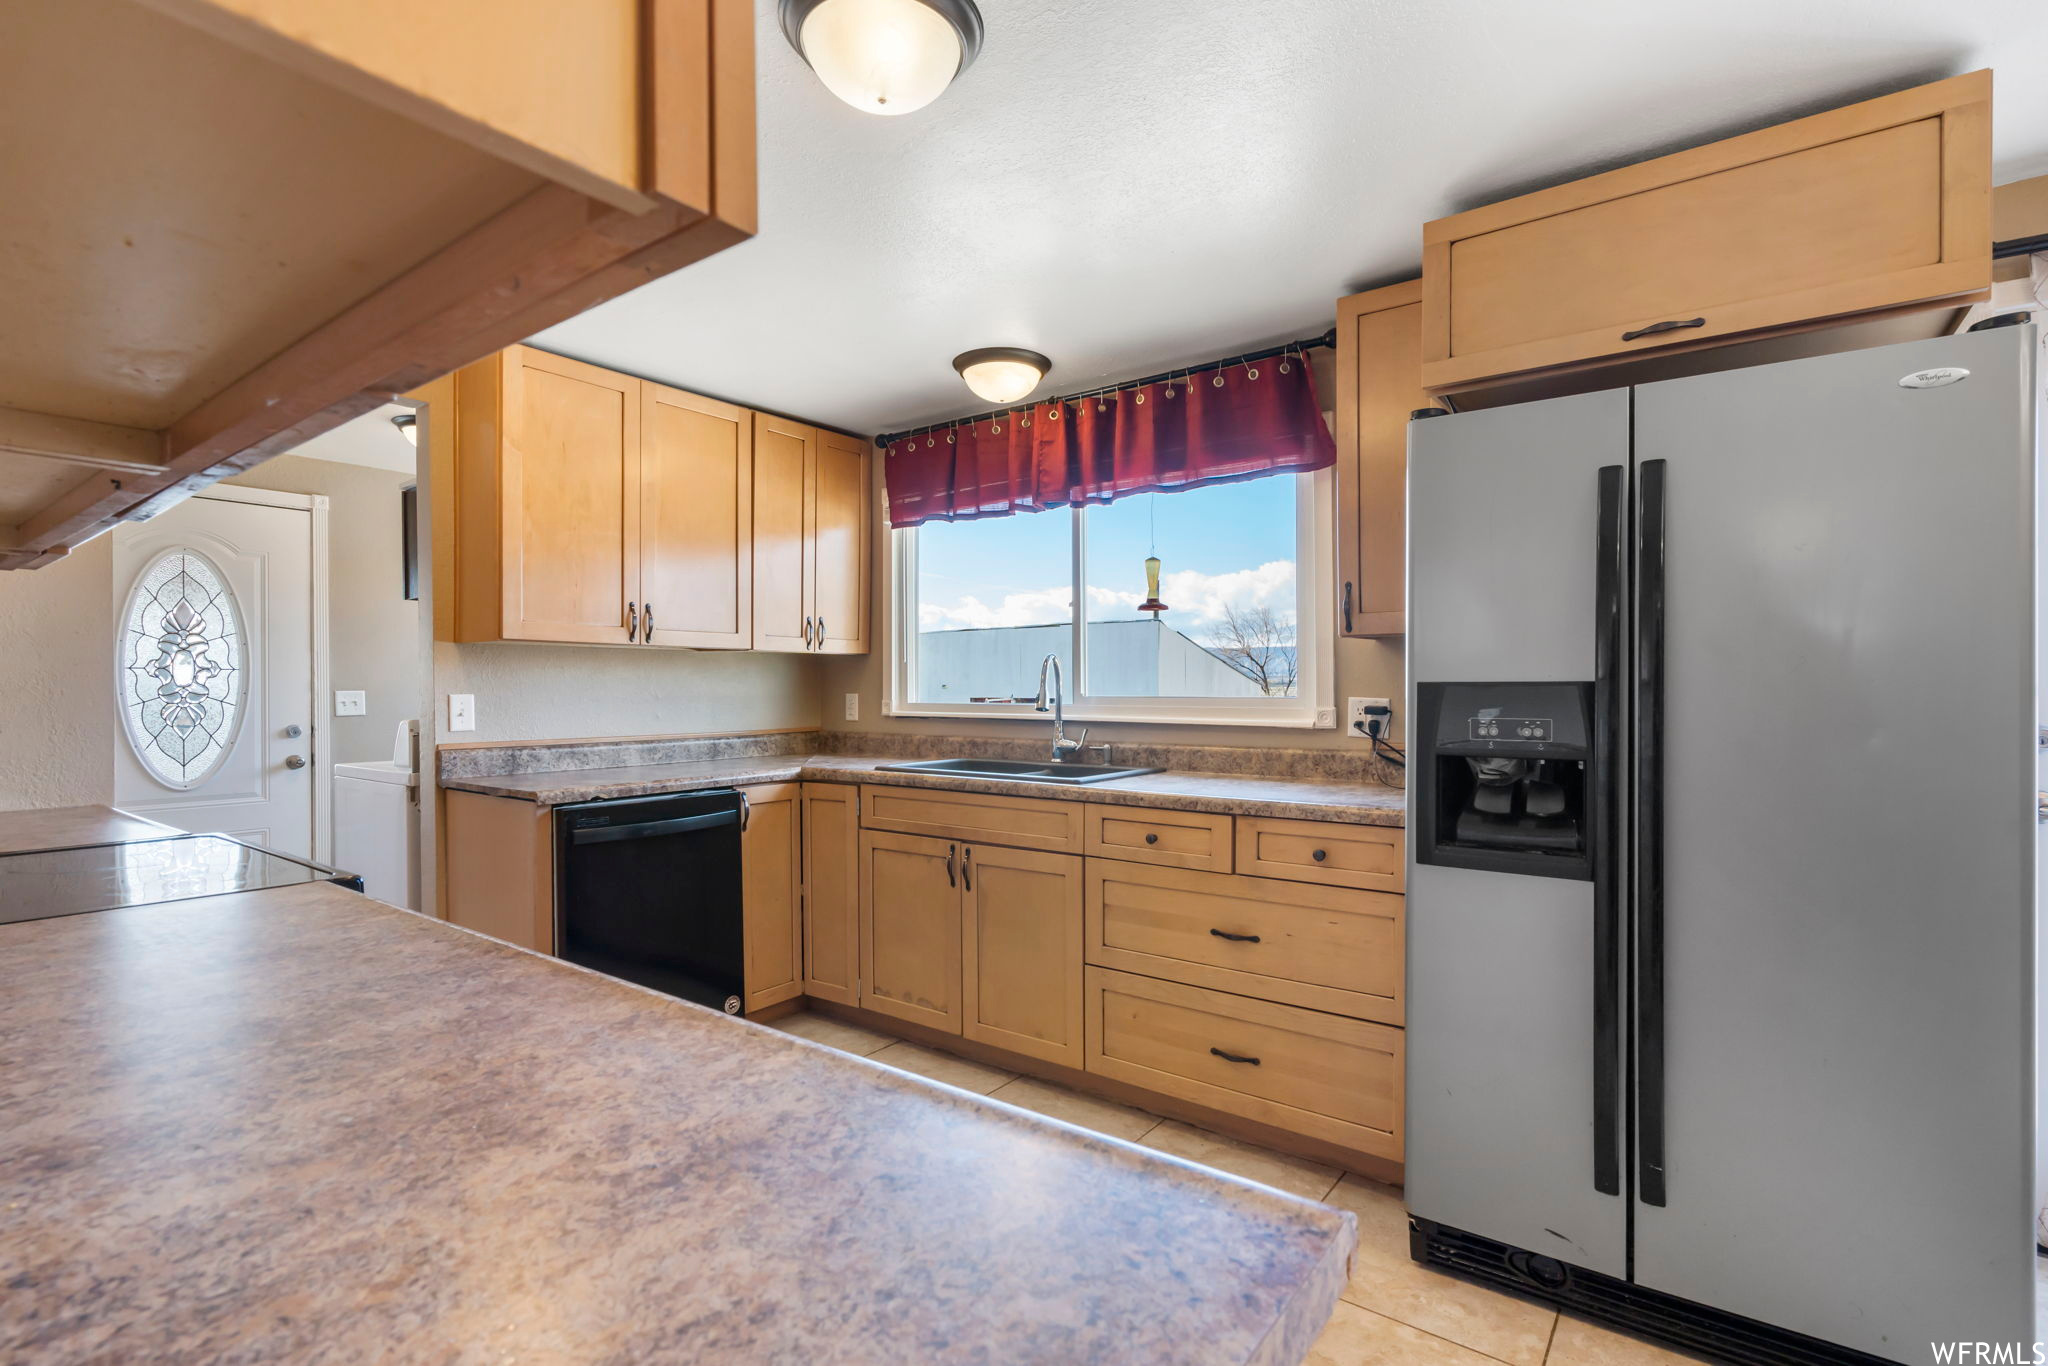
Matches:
[[884, 350, 1335, 528]]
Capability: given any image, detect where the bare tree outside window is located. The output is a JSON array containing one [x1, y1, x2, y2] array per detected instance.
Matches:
[[1205, 604, 1297, 697]]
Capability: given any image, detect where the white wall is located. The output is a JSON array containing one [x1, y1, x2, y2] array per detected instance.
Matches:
[[432, 642, 820, 746], [0, 537, 115, 809]]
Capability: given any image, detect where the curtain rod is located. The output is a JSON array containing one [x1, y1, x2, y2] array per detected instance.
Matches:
[[876, 326, 1338, 447]]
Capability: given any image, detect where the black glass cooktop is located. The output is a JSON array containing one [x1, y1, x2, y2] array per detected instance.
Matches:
[[0, 834, 361, 926]]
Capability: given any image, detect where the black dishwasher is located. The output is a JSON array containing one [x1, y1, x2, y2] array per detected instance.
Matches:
[[554, 789, 746, 1014]]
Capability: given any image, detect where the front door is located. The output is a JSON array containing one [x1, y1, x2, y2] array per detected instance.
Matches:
[[113, 490, 317, 856]]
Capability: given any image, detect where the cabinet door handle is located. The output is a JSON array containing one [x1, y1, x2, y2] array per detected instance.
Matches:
[[1311, 849, 1327, 862], [961, 846, 972, 892], [642, 601, 654, 642], [816, 617, 827, 649], [803, 615, 815, 648], [945, 844, 957, 888], [1144, 832, 1159, 845], [1342, 580, 1354, 633], [627, 601, 638, 643], [1620, 316, 1705, 343], [1208, 928, 1261, 943], [739, 790, 751, 833], [1209, 1046, 1261, 1066]]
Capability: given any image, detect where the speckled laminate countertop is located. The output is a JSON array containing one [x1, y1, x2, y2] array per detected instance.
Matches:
[[440, 753, 1407, 826], [0, 880, 1355, 1364]]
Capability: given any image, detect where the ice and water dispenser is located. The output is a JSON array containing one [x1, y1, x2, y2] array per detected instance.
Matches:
[[1412, 682, 1594, 881]]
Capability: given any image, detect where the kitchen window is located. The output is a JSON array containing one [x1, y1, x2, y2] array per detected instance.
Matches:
[[889, 470, 1332, 727]]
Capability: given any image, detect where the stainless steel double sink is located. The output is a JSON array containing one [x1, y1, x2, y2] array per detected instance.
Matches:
[[873, 757, 1163, 786]]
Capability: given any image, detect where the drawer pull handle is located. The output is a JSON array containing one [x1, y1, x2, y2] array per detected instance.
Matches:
[[1620, 316, 1705, 343], [1210, 1047, 1261, 1066], [1144, 833, 1159, 845], [1209, 928, 1261, 943], [1312, 849, 1328, 862]]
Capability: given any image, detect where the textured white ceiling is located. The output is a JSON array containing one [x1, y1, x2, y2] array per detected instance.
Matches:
[[533, 0, 2048, 437]]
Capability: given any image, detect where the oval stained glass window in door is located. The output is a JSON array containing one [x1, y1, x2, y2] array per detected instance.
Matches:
[[118, 548, 248, 789]]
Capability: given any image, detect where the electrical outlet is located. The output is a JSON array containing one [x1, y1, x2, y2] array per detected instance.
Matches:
[[843, 692, 860, 722], [448, 694, 475, 733], [333, 690, 366, 717], [1348, 696, 1393, 739]]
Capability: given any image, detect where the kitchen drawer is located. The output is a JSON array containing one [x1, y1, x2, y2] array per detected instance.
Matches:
[[1085, 967, 1403, 1160], [1234, 817, 1402, 892], [860, 784, 1083, 854], [1083, 804, 1233, 872], [1086, 861, 1401, 1024], [1420, 70, 1990, 392]]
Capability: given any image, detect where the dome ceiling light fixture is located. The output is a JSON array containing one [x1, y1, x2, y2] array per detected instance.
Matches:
[[953, 347, 1051, 405], [779, 0, 984, 117], [390, 412, 418, 447]]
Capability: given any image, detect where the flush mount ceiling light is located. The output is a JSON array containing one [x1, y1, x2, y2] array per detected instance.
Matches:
[[390, 412, 418, 447], [780, 0, 984, 116], [953, 347, 1050, 405]]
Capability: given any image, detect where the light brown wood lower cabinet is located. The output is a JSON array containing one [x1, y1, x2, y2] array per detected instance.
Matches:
[[740, 782, 801, 1014], [1235, 816, 1404, 893], [442, 789, 555, 953], [801, 782, 860, 1007], [1086, 966, 1405, 1162], [859, 830, 963, 1033], [1085, 859, 1404, 1025], [961, 844, 1084, 1068], [860, 784, 1085, 853]]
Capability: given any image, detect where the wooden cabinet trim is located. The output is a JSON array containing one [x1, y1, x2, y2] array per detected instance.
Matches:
[[1084, 859, 1404, 1025], [859, 784, 1085, 854], [1084, 966, 1404, 1161]]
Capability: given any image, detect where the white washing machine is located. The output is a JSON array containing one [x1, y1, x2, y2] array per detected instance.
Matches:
[[333, 758, 418, 909]]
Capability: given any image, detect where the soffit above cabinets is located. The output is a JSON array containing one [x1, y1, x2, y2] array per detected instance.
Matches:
[[535, 0, 2048, 438]]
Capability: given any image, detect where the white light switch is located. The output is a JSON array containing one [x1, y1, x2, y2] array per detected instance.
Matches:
[[843, 692, 860, 722], [334, 690, 367, 716], [448, 694, 476, 732]]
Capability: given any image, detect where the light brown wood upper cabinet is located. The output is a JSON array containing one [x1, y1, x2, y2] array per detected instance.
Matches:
[[0, 0, 753, 569], [740, 782, 802, 1014], [1421, 71, 1992, 394], [1335, 280, 1434, 638], [442, 347, 861, 651], [640, 381, 753, 648], [458, 347, 642, 645], [802, 782, 860, 1007], [752, 416, 815, 652], [752, 419, 873, 653]]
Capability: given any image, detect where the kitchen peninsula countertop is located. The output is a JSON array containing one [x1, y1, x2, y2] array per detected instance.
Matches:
[[0, 866, 1355, 1364], [440, 752, 1408, 826]]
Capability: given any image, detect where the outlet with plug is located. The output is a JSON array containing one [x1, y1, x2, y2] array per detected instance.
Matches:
[[1347, 697, 1393, 741]]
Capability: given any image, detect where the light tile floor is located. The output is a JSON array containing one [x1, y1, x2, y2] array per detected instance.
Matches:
[[767, 1010, 1715, 1366]]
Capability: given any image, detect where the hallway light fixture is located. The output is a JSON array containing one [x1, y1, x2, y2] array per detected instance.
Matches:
[[780, 0, 984, 116], [391, 413, 417, 447], [952, 347, 1050, 404]]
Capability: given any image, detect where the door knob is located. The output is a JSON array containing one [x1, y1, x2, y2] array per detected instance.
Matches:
[[284, 724, 302, 738], [284, 755, 307, 770]]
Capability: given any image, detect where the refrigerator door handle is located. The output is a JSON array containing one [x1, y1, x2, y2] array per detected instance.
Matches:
[[1636, 457, 1669, 1208], [1592, 464, 1625, 1198]]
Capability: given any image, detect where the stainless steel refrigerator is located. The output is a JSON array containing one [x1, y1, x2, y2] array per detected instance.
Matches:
[[1404, 323, 2038, 1365]]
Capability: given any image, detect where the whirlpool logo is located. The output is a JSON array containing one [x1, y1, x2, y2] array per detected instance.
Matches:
[[1898, 366, 1971, 389]]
